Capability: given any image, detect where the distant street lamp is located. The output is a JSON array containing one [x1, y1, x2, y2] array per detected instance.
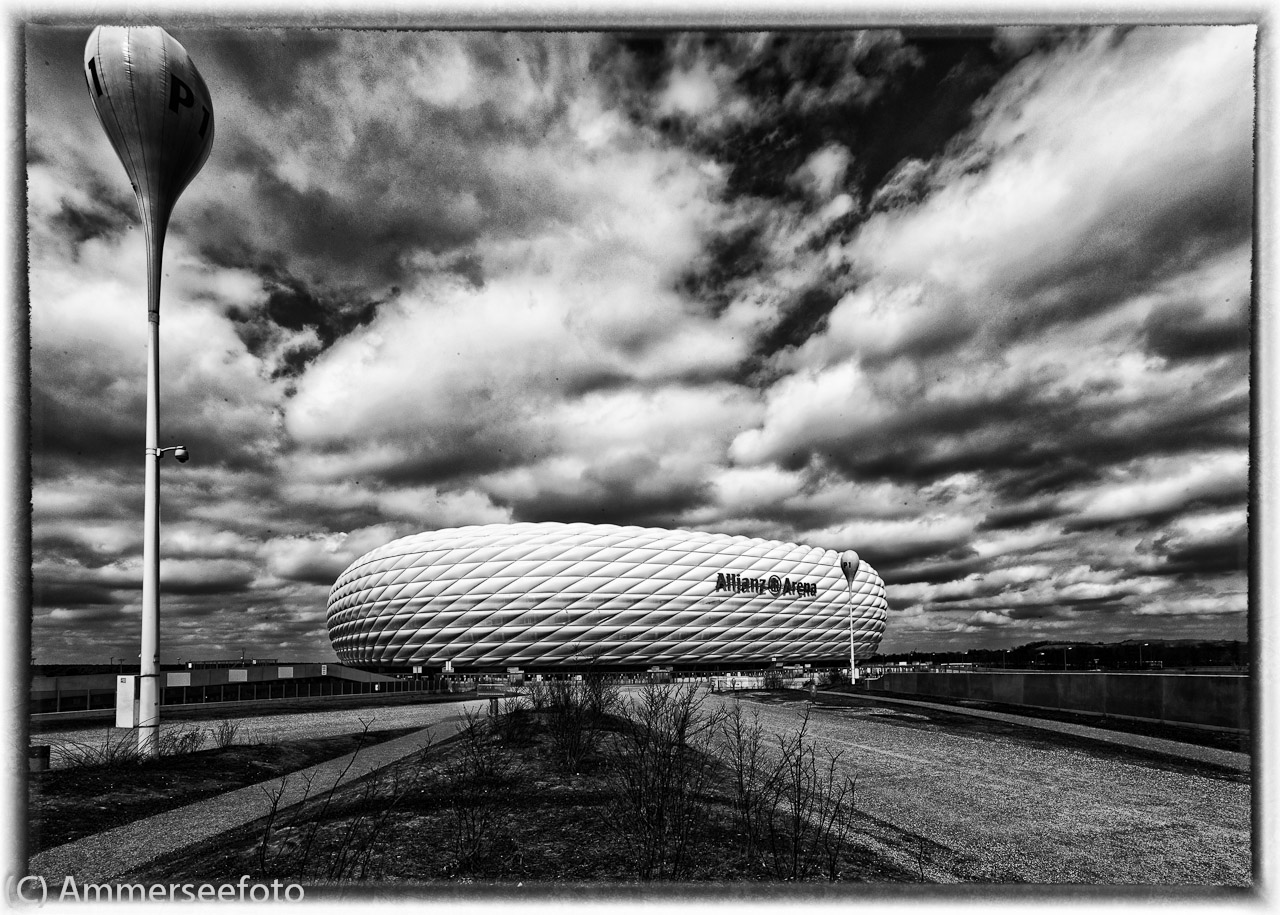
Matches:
[[84, 26, 214, 758], [840, 551, 861, 681], [1139, 642, 1149, 669]]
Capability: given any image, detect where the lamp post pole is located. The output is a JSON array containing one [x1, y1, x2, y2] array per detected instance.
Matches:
[[138, 306, 162, 755], [840, 551, 861, 683], [83, 26, 214, 758]]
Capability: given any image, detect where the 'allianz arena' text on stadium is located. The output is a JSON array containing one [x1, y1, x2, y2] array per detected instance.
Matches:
[[326, 523, 888, 673]]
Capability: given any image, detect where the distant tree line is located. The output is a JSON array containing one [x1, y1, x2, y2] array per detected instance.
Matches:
[[869, 639, 1248, 671]]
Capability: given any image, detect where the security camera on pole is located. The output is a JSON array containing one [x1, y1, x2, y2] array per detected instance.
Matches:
[[84, 26, 214, 758], [840, 550, 861, 683]]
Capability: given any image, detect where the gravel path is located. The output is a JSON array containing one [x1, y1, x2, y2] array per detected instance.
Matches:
[[29, 699, 485, 880], [712, 693, 1251, 885]]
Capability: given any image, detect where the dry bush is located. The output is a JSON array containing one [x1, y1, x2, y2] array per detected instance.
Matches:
[[56, 729, 142, 769], [756, 710, 860, 881], [58, 722, 210, 769], [582, 672, 621, 719], [253, 717, 439, 881], [211, 719, 242, 748], [442, 707, 519, 871], [543, 679, 595, 773], [719, 701, 778, 869], [526, 679, 550, 711], [608, 682, 725, 879], [158, 723, 207, 756], [494, 693, 532, 744]]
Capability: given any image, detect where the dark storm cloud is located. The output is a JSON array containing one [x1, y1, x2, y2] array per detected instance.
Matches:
[[750, 286, 838, 364], [189, 28, 343, 115], [161, 576, 255, 597], [34, 582, 120, 608], [878, 554, 987, 586], [603, 30, 1060, 209], [224, 270, 383, 379], [1152, 538, 1247, 576], [989, 461, 1102, 502], [977, 499, 1064, 531], [1003, 604, 1079, 621], [48, 185, 134, 247], [30, 385, 143, 472], [998, 182, 1253, 345], [1142, 296, 1251, 362], [504, 458, 712, 526], [857, 535, 976, 568], [1140, 522, 1248, 577], [181, 31, 598, 296], [367, 425, 553, 487], [32, 383, 280, 477], [804, 365, 1247, 490], [675, 220, 769, 317]]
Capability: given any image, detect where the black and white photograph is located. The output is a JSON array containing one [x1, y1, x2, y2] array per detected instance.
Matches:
[[12, 7, 1264, 901]]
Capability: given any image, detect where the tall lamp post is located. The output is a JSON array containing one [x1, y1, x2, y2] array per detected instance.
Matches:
[[840, 551, 861, 682], [83, 27, 214, 757]]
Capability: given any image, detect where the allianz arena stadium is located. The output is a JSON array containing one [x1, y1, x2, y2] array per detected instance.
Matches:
[[326, 523, 888, 672]]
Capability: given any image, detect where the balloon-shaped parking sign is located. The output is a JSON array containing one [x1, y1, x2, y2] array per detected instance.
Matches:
[[83, 26, 213, 758], [84, 26, 214, 311], [840, 550, 861, 586], [840, 550, 861, 678]]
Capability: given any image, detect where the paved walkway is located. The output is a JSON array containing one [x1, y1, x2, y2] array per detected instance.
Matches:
[[29, 702, 481, 880], [822, 690, 1250, 772]]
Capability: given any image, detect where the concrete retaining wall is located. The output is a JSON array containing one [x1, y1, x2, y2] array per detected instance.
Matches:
[[861, 671, 1250, 731]]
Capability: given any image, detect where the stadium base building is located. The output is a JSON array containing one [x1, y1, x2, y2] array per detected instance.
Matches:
[[326, 523, 888, 675]]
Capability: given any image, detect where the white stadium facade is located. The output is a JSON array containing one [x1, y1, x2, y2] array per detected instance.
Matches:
[[326, 523, 888, 673]]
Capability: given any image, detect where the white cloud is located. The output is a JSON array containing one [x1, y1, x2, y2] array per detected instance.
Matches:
[[790, 143, 854, 202]]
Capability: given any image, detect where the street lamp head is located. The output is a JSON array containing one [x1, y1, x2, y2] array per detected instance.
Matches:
[[839, 550, 861, 586], [84, 28, 215, 309]]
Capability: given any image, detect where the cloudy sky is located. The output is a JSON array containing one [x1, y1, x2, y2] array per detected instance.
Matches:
[[25, 23, 1254, 662]]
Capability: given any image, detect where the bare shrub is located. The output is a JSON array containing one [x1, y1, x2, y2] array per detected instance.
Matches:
[[526, 679, 550, 711], [544, 679, 594, 773], [211, 719, 242, 748], [495, 693, 530, 743], [754, 710, 860, 881], [609, 682, 724, 879], [57, 729, 141, 769], [59, 721, 210, 769], [719, 701, 779, 869], [582, 671, 621, 719], [457, 706, 509, 781], [441, 708, 520, 871], [322, 747, 432, 880], [158, 723, 207, 757], [255, 717, 391, 878]]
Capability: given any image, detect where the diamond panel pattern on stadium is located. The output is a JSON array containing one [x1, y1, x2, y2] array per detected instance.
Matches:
[[326, 522, 888, 668]]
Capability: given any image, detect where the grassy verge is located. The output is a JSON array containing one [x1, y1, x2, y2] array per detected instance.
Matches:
[[121, 688, 924, 885], [30, 691, 478, 733], [29, 726, 421, 853]]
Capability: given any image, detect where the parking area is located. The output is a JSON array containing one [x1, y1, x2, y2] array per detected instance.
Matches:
[[712, 692, 1250, 885]]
